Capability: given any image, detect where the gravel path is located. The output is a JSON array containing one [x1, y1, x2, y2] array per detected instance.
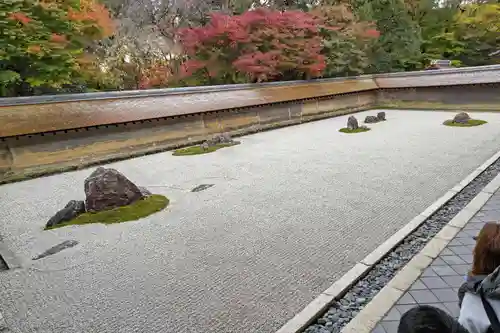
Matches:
[[1, 110, 500, 333]]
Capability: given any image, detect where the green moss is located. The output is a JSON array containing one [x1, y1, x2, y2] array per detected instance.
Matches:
[[443, 119, 488, 127], [339, 127, 371, 134], [45, 194, 169, 230], [172, 142, 239, 156]]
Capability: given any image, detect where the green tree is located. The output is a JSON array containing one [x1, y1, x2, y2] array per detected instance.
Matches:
[[454, 3, 500, 66], [368, 0, 422, 72], [0, 0, 112, 96], [311, 4, 380, 76], [410, 0, 464, 67]]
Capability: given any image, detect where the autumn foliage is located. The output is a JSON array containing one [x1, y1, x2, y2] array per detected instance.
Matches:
[[176, 8, 328, 84], [68, 0, 114, 37], [139, 65, 172, 89], [175, 7, 379, 85], [1, 0, 114, 95]]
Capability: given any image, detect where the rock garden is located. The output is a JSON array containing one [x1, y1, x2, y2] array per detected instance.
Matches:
[[364, 111, 386, 124], [173, 133, 240, 156], [45, 167, 169, 230], [443, 112, 487, 127], [339, 116, 371, 134]]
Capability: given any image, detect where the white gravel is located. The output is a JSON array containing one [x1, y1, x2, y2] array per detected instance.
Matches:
[[0, 110, 500, 333]]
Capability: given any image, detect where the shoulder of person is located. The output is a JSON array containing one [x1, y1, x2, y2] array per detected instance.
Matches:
[[459, 292, 496, 333]]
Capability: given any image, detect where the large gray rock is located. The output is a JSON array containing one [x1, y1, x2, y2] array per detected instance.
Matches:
[[377, 112, 386, 121], [364, 116, 379, 124], [84, 167, 145, 212], [46, 200, 85, 228], [347, 116, 359, 130], [453, 112, 471, 124]]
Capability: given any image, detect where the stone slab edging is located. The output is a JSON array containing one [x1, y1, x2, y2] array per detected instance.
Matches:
[[340, 170, 500, 333], [275, 149, 500, 333]]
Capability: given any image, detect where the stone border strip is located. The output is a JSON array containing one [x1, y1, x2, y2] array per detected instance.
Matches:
[[275, 149, 500, 333], [340, 174, 500, 333]]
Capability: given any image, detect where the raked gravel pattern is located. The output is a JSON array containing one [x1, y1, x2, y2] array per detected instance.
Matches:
[[1, 110, 500, 333], [304, 154, 500, 333]]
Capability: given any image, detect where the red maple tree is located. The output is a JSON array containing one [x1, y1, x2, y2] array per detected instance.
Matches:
[[176, 8, 327, 83]]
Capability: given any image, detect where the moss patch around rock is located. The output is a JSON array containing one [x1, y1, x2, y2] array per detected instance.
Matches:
[[172, 142, 239, 156], [339, 127, 371, 134], [45, 194, 169, 230], [443, 119, 488, 127]]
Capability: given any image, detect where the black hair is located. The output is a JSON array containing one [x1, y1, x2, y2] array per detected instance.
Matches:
[[398, 305, 469, 333]]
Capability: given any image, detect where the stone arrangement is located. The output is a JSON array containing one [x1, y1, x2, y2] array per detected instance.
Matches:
[[46, 201, 86, 229], [443, 112, 486, 127], [364, 112, 386, 124], [453, 112, 471, 124], [173, 132, 240, 156], [347, 116, 359, 130], [46, 167, 152, 228], [340, 116, 370, 133], [200, 133, 236, 151]]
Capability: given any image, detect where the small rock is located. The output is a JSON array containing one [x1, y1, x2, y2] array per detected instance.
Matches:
[[329, 313, 340, 322], [355, 297, 366, 304], [207, 133, 234, 146], [364, 116, 379, 124], [201, 142, 209, 150], [377, 112, 386, 121], [347, 116, 358, 130], [191, 184, 215, 192], [220, 132, 233, 143], [453, 112, 471, 124], [206, 137, 219, 146], [32, 240, 79, 260], [327, 308, 337, 315], [46, 200, 85, 228], [317, 318, 327, 325], [84, 167, 145, 212]]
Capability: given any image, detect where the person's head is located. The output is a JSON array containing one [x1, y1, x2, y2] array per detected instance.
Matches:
[[472, 222, 500, 276], [398, 305, 468, 333]]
